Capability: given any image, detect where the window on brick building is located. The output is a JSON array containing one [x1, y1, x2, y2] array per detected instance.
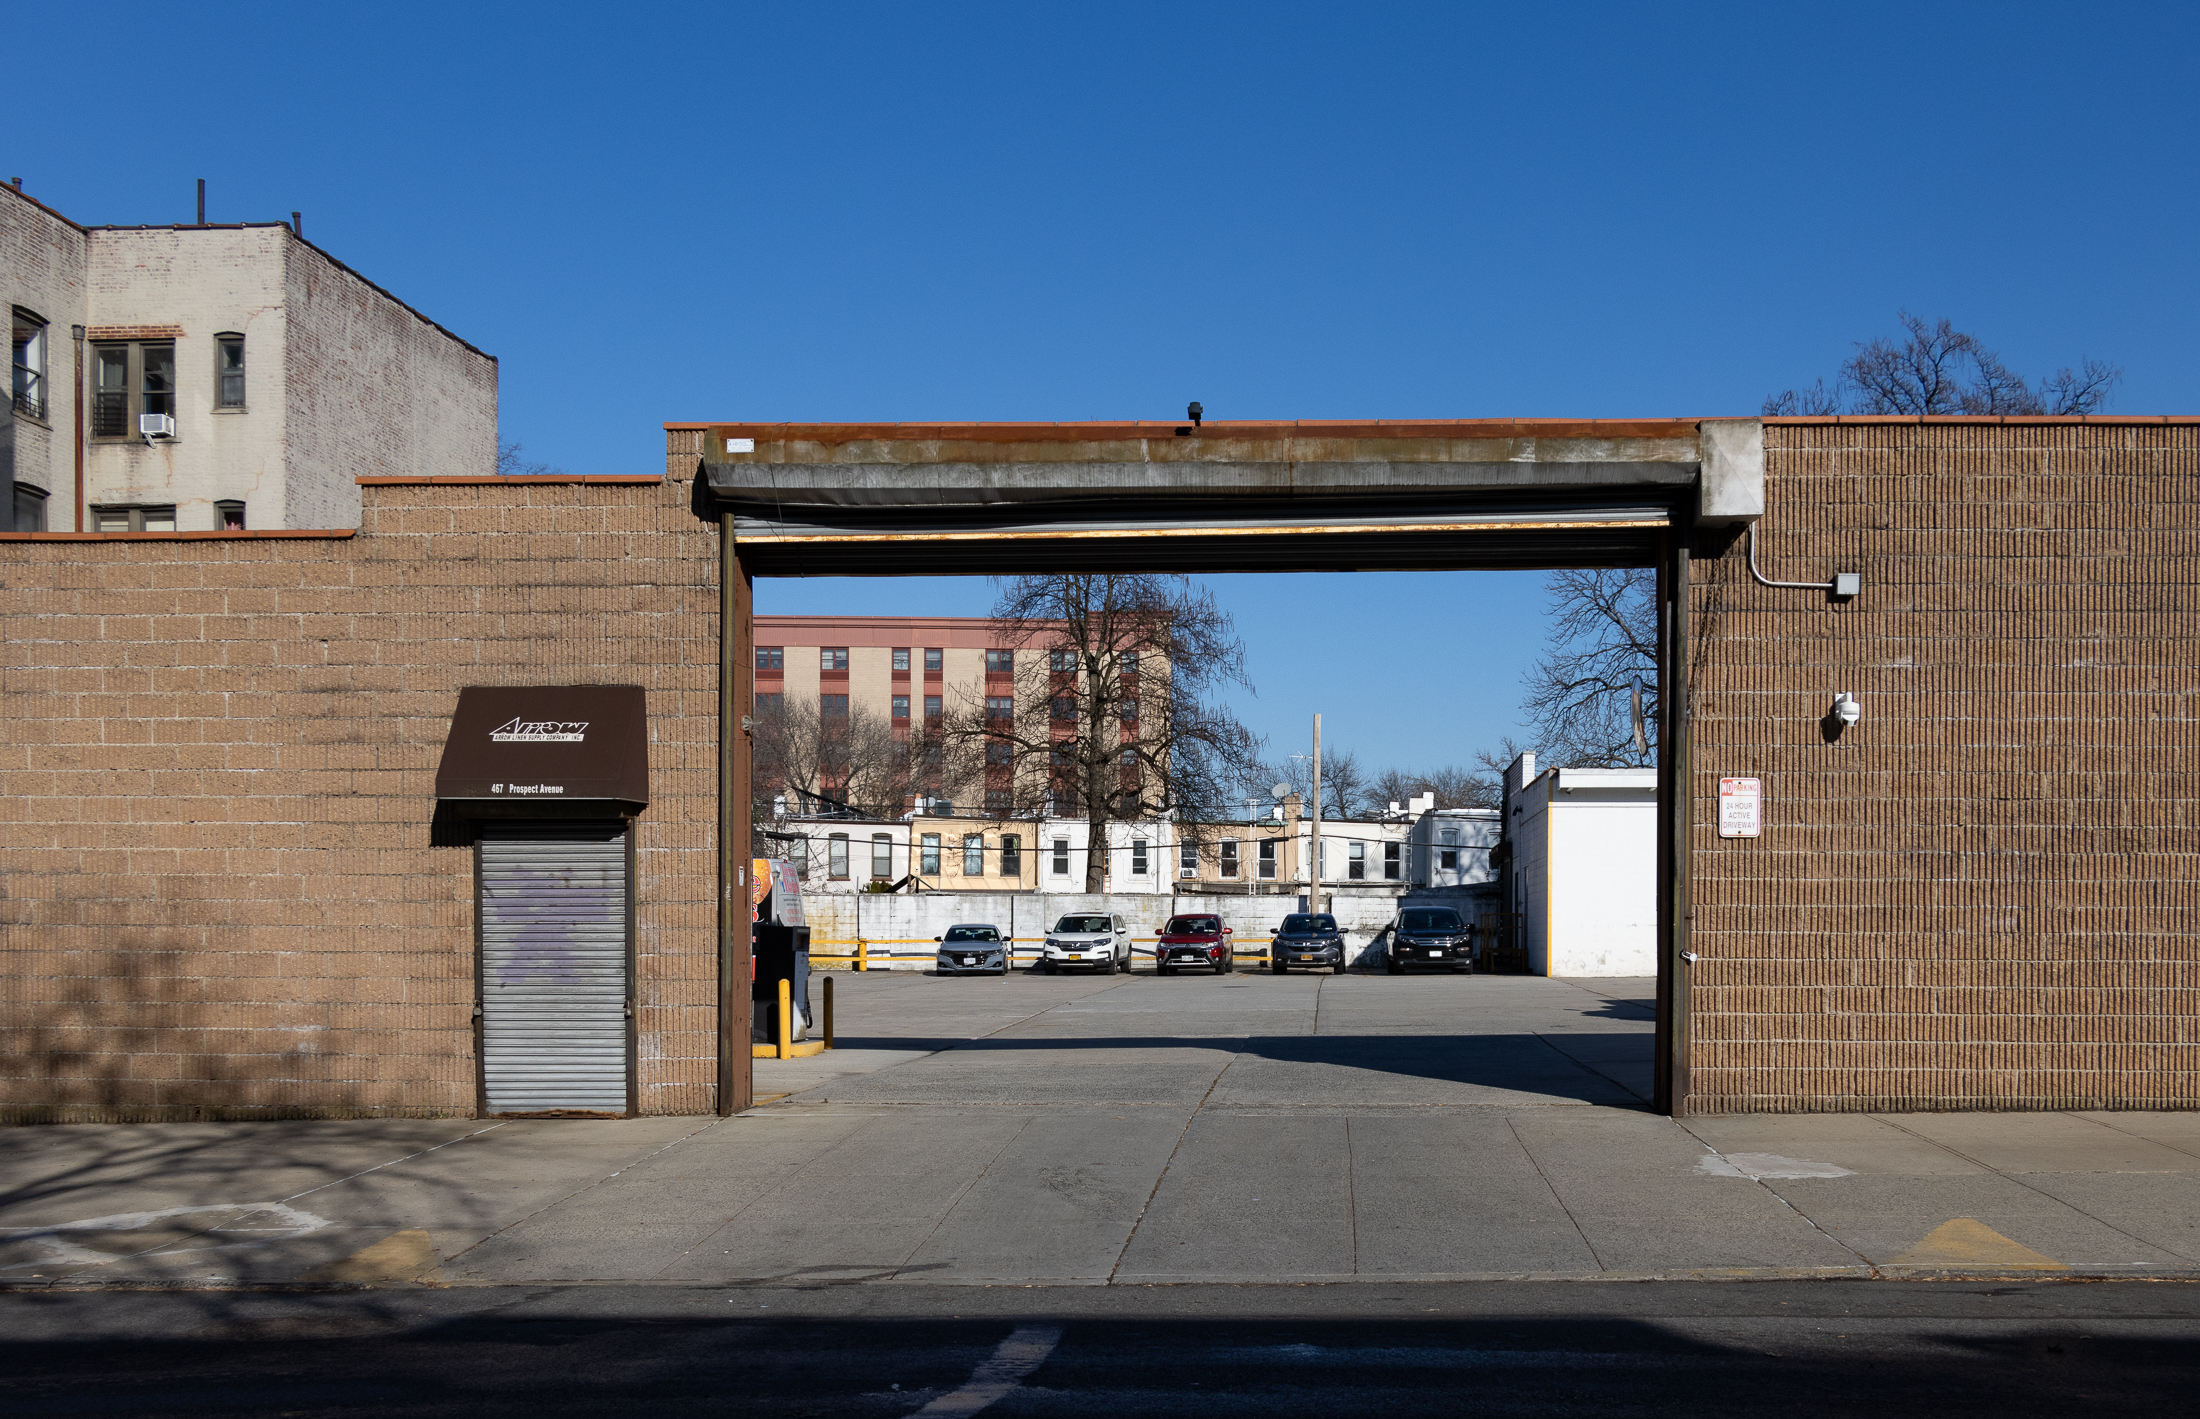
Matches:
[[920, 833, 941, 875], [821, 694, 848, 717], [892, 648, 910, 672], [891, 695, 909, 720], [91, 341, 174, 438], [756, 647, 783, 671], [985, 649, 1013, 673], [212, 499, 246, 530], [986, 788, 1012, 815], [1049, 649, 1076, 673], [13, 483, 47, 532], [12, 308, 47, 420], [755, 691, 783, 712], [93, 504, 176, 533], [821, 647, 849, 672], [985, 695, 1013, 722], [1051, 695, 1076, 723], [985, 740, 1014, 767], [1119, 699, 1138, 721], [924, 694, 942, 719], [214, 333, 245, 409], [924, 647, 942, 672]]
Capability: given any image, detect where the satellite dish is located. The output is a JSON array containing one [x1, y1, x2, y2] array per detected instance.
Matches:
[[1271, 782, 1290, 799]]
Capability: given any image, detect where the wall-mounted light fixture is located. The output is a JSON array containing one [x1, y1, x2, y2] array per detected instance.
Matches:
[[1831, 692, 1862, 727]]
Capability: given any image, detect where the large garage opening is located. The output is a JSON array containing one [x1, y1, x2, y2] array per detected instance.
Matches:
[[692, 418, 1764, 1119]]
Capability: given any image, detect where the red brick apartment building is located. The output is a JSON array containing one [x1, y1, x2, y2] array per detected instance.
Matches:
[[2, 417, 2196, 1120]]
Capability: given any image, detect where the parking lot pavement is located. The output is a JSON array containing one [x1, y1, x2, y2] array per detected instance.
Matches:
[[6, 968, 2199, 1289]]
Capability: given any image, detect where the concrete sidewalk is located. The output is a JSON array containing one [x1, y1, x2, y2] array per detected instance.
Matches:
[[4, 970, 2198, 1288]]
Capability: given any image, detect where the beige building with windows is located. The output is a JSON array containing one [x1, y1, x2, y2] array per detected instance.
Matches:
[[4, 180, 495, 533]]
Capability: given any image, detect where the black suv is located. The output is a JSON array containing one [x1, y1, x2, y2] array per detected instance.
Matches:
[[1387, 907, 1473, 973], [1270, 913, 1347, 974]]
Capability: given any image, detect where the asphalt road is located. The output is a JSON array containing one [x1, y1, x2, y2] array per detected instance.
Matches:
[[5, 1279, 2195, 1417]]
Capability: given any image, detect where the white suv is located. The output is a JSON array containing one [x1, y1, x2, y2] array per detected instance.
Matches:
[[1041, 913, 1130, 974]]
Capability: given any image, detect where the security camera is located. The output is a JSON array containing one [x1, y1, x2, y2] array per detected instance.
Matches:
[[1831, 692, 1862, 727]]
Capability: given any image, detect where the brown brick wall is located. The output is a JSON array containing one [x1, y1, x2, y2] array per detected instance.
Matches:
[[1684, 421, 2200, 1112], [0, 477, 718, 1121]]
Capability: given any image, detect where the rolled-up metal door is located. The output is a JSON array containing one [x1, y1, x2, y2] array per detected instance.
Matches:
[[477, 820, 633, 1115]]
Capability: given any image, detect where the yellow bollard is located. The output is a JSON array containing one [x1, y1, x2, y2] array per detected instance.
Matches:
[[823, 975, 834, 1050], [776, 976, 792, 1060], [856, 938, 867, 973]]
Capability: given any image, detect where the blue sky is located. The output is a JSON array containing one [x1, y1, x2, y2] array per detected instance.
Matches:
[[17, 2, 2194, 769]]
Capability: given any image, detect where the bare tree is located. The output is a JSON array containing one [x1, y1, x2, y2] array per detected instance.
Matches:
[[1764, 312, 2122, 417], [939, 573, 1264, 892], [1370, 762, 1500, 812], [749, 697, 931, 823], [496, 439, 567, 477], [1265, 748, 1372, 820], [1518, 567, 1658, 769]]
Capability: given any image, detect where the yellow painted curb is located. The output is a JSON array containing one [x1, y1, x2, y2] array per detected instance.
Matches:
[[752, 1040, 829, 1059]]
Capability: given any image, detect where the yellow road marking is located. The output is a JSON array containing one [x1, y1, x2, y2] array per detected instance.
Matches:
[[300, 1229, 442, 1284], [1889, 1218, 2067, 1270]]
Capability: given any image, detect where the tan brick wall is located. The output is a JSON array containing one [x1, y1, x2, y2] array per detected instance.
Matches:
[[0, 477, 717, 1121], [1685, 421, 2200, 1113]]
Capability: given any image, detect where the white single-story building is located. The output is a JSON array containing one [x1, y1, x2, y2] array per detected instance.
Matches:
[[1504, 753, 1657, 977]]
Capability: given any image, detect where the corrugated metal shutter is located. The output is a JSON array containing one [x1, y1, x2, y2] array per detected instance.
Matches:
[[479, 821, 630, 1114]]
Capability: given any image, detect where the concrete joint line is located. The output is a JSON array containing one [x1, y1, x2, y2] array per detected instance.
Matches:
[[279, 1122, 508, 1205], [911, 1324, 1063, 1416], [1107, 1025, 1245, 1284], [440, 1119, 723, 1271], [1870, 1113, 2191, 1264], [888, 1117, 1038, 1283], [1677, 1121, 1880, 1277], [1507, 1116, 1606, 1272]]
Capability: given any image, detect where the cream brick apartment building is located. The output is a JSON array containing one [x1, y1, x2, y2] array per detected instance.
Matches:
[[4, 180, 495, 534]]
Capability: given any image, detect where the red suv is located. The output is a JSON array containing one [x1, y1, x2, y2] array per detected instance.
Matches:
[[1157, 914, 1233, 975]]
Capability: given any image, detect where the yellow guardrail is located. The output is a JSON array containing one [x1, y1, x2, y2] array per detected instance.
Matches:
[[804, 937, 1275, 969]]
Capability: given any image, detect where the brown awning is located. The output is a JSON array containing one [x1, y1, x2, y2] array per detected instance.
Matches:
[[434, 685, 649, 808]]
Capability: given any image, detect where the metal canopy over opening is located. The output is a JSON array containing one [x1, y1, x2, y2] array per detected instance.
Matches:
[[435, 685, 651, 809], [692, 419, 1762, 575]]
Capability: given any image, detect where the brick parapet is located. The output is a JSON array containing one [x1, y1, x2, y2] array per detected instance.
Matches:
[[1684, 422, 2200, 1113]]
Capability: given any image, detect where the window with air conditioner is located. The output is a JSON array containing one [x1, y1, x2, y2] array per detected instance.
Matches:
[[1180, 842, 1198, 878], [91, 341, 174, 438]]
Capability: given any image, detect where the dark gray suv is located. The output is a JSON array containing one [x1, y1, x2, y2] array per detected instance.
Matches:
[[1269, 913, 1347, 974], [1387, 907, 1473, 974]]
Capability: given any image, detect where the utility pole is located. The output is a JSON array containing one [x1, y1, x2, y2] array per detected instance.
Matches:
[[1309, 713, 1323, 916]]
